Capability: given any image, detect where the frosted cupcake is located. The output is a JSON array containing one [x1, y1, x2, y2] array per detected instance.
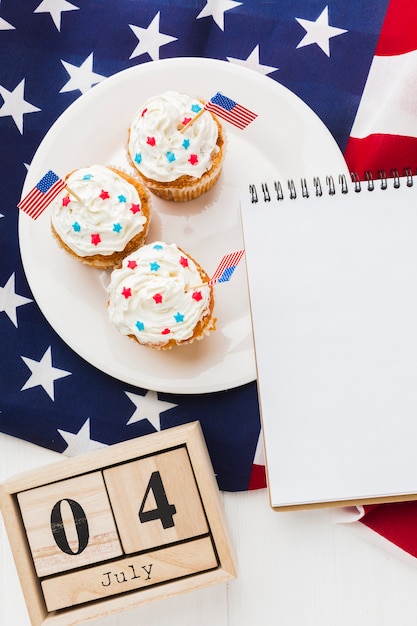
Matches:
[[50, 165, 151, 269], [107, 241, 216, 349], [127, 91, 225, 201]]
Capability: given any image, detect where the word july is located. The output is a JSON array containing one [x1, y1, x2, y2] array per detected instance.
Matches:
[[101, 563, 153, 587]]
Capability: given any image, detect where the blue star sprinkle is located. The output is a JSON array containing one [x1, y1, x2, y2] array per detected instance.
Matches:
[[174, 312, 185, 323], [182, 139, 190, 149], [72, 221, 81, 232], [118, 194, 127, 203], [136, 321, 144, 331], [134, 153, 142, 164], [166, 151, 176, 162], [113, 223, 122, 233], [150, 261, 160, 271]]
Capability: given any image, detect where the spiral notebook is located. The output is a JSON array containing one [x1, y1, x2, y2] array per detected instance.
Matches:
[[241, 171, 417, 510]]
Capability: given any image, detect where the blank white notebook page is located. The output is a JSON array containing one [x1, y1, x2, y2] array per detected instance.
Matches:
[[241, 180, 417, 508]]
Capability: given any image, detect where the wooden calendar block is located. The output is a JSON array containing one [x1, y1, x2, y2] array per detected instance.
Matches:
[[17, 472, 122, 576], [103, 447, 209, 553], [0, 422, 236, 626]]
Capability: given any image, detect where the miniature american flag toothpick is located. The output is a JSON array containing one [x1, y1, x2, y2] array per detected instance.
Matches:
[[209, 250, 245, 284], [18, 170, 66, 220], [204, 93, 257, 130]]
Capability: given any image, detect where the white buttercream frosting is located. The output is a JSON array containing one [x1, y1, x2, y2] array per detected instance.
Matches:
[[128, 91, 219, 182], [50, 165, 148, 257], [107, 242, 212, 346]]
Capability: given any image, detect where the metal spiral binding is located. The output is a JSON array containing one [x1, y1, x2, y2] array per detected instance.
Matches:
[[249, 168, 414, 203]]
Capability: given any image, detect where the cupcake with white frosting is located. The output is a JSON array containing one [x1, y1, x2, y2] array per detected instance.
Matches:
[[107, 241, 216, 349], [127, 91, 225, 201], [50, 165, 151, 269]]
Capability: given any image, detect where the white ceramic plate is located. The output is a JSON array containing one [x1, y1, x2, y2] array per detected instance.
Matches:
[[19, 58, 348, 394]]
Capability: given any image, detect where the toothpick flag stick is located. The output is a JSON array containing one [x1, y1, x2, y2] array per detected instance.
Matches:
[[187, 250, 245, 291], [178, 107, 206, 132]]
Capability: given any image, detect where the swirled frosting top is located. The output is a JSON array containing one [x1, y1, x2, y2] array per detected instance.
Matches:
[[50, 165, 148, 257], [107, 242, 212, 345], [128, 91, 219, 182]]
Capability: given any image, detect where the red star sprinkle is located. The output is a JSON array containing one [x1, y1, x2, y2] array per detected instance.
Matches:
[[130, 204, 141, 214], [122, 287, 132, 298], [99, 190, 110, 200], [188, 154, 198, 165], [62, 195, 71, 206], [141, 108, 148, 117], [153, 293, 163, 304], [179, 256, 189, 267], [127, 260, 137, 270], [91, 233, 101, 246], [182, 117, 191, 126], [146, 136, 156, 146], [192, 291, 202, 301], [161, 328, 171, 335]]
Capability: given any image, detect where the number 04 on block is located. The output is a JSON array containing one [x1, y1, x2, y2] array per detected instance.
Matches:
[[0, 422, 236, 626]]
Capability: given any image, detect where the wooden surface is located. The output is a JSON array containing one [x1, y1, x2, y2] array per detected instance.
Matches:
[[3, 432, 417, 626]]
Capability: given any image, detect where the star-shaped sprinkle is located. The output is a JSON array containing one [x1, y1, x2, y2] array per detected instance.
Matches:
[[129, 12, 177, 61], [125, 390, 178, 431], [34, 0, 79, 32], [197, 0, 242, 31], [72, 221, 81, 232], [182, 117, 192, 126], [166, 151, 176, 163], [192, 291, 203, 301], [21, 346, 71, 401], [161, 328, 171, 335], [179, 256, 189, 267], [118, 194, 127, 203], [147, 136, 156, 146], [134, 153, 142, 164], [0, 273, 32, 328], [122, 286, 132, 298], [91, 233, 101, 245], [82, 173, 93, 180], [99, 189, 110, 200], [58, 419, 107, 456], [130, 203, 141, 214], [295, 6, 347, 57], [174, 312, 184, 323], [127, 260, 138, 270], [113, 223, 122, 233], [141, 108, 147, 117], [191, 104, 202, 113], [136, 320, 144, 331], [182, 139, 190, 149], [62, 195, 71, 206], [227, 44, 279, 75], [153, 244, 163, 250], [188, 154, 198, 165], [60, 52, 106, 95], [0, 79, 40, 134], [150, 261, 160, 271], [153, 293, 163, 304]]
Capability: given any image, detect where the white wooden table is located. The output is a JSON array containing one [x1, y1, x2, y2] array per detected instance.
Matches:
[[2, 432, 417, 626]]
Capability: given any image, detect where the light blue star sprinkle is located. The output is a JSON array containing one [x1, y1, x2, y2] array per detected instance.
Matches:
[[174, 312, 184, 323], [82, 173, 93, 180], [118, 194, 127, 203], [150, 261, 160, 271], [113, 223, 122, 233], [72, 221, 81, 232], [191, 104, 202, 113], [135, 153, 142, 164], [153, 244, 163, 250], [136, 321, 144, 331], [166, 151, 176, 163], [182, 139, 190, 149]]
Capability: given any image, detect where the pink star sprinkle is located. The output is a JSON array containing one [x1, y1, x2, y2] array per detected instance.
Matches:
[[179, 256, 189, 267], [188, 154, 198, 165], [91, 233, 101, 246], [161, 328, 171, 335], [182, 117, 191, 126], [153, 293, 163, 304], [62, 195, 71, 206], [192, 291, 203, 302], [147, 136, 156, 146], [127, 260, 137, 270], [122, 287, 132, 299], [130, 203, 141, 214], [99, 190, 110, 200], [141, 108, 148, 117]]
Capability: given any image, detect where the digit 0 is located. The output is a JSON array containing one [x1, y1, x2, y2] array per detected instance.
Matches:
[[50, 499, 90, 555]]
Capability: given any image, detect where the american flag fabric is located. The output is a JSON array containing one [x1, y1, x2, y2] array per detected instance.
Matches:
[[17, 170, 66, 219], [3, 0, 417, 567], [205, 92, 257, 130]]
